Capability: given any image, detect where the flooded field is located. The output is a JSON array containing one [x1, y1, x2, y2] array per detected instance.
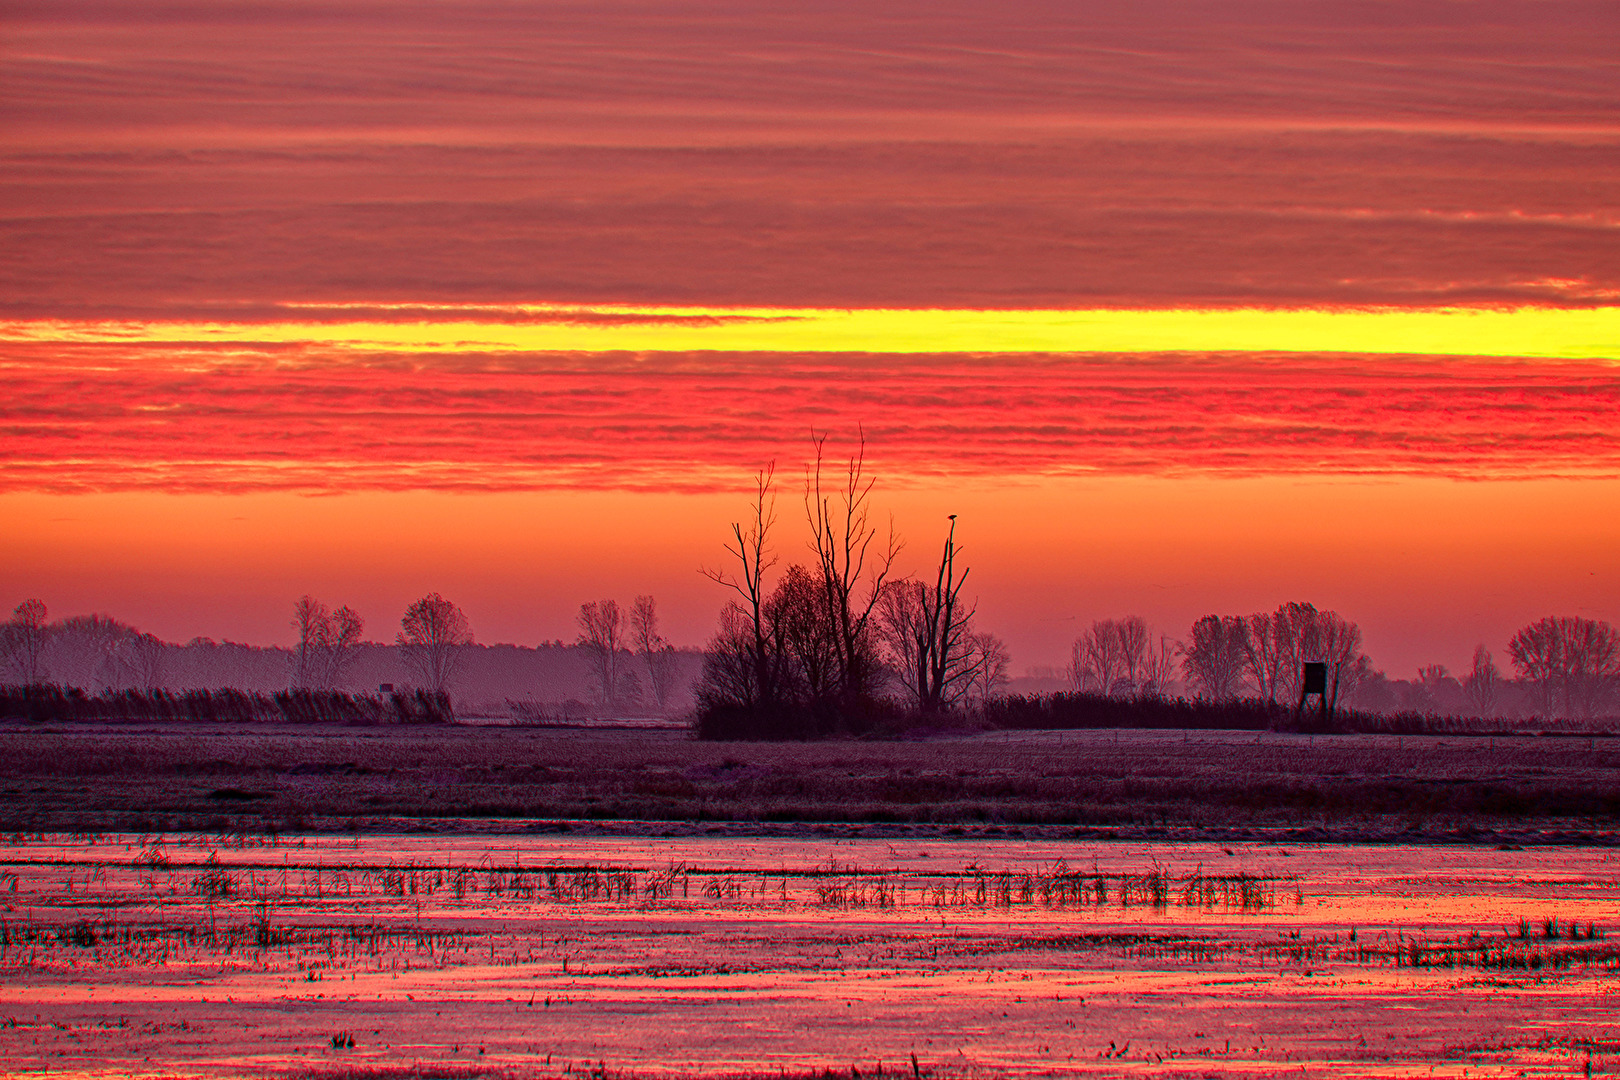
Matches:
[[1, 833, 1618, 1078]]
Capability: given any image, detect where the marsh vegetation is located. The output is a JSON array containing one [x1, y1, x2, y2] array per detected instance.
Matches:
[[2, 833, 1616, 1078]]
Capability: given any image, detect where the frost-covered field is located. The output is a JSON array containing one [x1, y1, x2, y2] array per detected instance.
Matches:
[[4, 726, 1619, 842], [2, 833, 1617, 1078]]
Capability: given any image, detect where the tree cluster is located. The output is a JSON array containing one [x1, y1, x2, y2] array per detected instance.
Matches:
[[1507, 616, 1620, 720], [575, 595, 680, 713], [396, 592, 474, 696], [0, 600, 173, 692], [696, 439, 1005, 739], [291, 596, 364, 690], [1069, 616, 1177, 699], [1177, 602, 1370, 723]]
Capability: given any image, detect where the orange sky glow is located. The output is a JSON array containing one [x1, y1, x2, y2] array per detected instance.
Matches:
[[3, 0, 1618, 678]]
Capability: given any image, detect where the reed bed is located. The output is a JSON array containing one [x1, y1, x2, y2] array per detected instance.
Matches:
[[116, 847, 1286, 915], [8, 908, 1611, 982], [0, 915, 481, 973], [809, 861, 1276, 912], [0, 684, 453, 725], [3, 844, 1612, 991], [1112, 925, 1620, 975]]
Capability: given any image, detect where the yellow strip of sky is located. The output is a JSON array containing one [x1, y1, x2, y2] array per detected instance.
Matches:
[[5, 305, 1620, 360]]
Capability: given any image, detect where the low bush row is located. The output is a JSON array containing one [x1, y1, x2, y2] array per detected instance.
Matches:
[[0, 684, 452, 724], [695, 691, 1620, 740]]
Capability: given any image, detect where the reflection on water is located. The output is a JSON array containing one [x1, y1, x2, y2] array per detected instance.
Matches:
[[1, 834, 1617, 1078]]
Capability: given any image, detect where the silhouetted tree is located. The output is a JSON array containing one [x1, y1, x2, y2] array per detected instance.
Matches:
[[1236, 602, 1365, 720], [291, 596, 364, 690], [292, 596, 327, 688], [1140, 633, 1179, 699], [1463, 645, 1501, 717], [1313, 608, 1366, 720], [769, 564, 842, 704], [329, 606, 364, 686], [2, 599, 50, 685], [1070, 621, 1117, 695], [1180, 614, 1248, 701], [1072, 617, 1178, 700], [116, 631, 168, 691], [43, 613, 132, 691], [397, 593, 472, 696], [876, 516, 978, 713], [698, 602, 769, 713], [1272, 601, 1322, 705], [806, 433, 900, 710], [701, 465, 786, 711], [965, 630, 1010, 705], [1340, 655, 1383, 711], [1509, 617, 1562, 715], [1508, 616, 1620, 719], [577, 598, 630, 709], [1070, 617, 1150, 697], [1240, 609, 1289, 704], [630, 594, 679, 711]]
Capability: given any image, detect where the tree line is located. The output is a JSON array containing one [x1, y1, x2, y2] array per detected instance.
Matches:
[[7, 446, 1617, 728], [0, 590, 686, 715], [1150, 606, 1618, 723]]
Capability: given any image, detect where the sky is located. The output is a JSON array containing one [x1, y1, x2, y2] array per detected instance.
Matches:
[[3, 0, 1619, 677]]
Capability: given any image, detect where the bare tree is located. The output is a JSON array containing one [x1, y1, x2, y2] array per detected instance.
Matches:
[[117, 632, 168, 691], [875, 516, 977, 713], [1340, 655, 1381, 711], [1180, 614, 1248, 701], [1070, 621, 1120, 695], [1273, 601, 1322, 705], [1560, 617, 1620, 719], [1140, 633, 1178, 700], [1509, 616, 1620, 719], [1463, 645, 1501, 718], [1508, 617, 1562, 715], [697, 602, 761, 712], [1070, 617, 1148, 697], [1240, 610, 1288, 704], [327, 606, 365, 688], [630, 595, 680, 711], [44, 613, 133, 691], [1116, 616, 1150, 689], [1313, 609, 1365, 720], [701, 465, 786, 710], [292, 595, 330, 689], [768, 564, 841, 704], [878, 579, 931, 706], [397, 593, 472, 696], [965, 630, 1010, 705], [3, 599, 51, 685], [806, 432, 901, 708], [1234, 602, 1366, 721], [577, 599, 627, 709], [291, 596, 364, 690]]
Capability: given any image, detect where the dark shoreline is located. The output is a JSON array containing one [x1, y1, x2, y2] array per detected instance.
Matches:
[[250, 815, 1620, 848]]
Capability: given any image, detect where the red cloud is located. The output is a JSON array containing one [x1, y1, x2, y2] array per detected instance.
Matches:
[[4, 341, 1617, 492]]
